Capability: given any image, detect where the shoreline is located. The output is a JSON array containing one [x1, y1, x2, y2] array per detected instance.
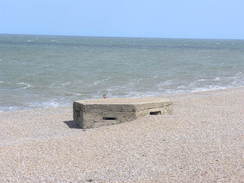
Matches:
[[0, 86, 243, 182], [1, 85, 244, 113]]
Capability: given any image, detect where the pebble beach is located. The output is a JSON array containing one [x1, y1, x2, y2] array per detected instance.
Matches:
[[0, 87, 243, 183]]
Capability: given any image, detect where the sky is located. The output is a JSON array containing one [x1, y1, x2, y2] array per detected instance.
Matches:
[[0, 0, 244, 39]]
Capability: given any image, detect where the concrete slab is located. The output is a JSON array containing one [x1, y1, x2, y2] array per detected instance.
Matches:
[[73, 97, 172, 129]]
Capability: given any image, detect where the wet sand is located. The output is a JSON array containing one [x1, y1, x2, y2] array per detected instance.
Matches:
[[0, 88, 243, 183]]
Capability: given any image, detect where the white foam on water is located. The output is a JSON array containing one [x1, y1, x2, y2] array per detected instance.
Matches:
[[16, 82, 32, 89], [213, 77, 220, 81], [191, 86, 227, 93], [1, 83, 243, 112], [197, 79, 207, 82], [177, 85, 187, 89], [2, 70, 244, 112], [0, 106, 29, 112], [28, 100, 63, 108], [157, 80, 174, 87], [61, 81, 71, 87]]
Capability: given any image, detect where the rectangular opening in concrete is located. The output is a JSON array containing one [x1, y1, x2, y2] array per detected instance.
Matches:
[[150, 111, 161, 115], [103, 117, 117, 120]]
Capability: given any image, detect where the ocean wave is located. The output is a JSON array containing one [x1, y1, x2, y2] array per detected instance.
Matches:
[[191, 86, 227, 93], [157, 80, 174, 87], [0, 106, 30, 112], [16, 82, 32, 89], [1, 84, 243, 112], [0, 99, 69, 112], [1, 72, 244, 112], [28, 101, 62, 108], [197, 79, 207, 82]]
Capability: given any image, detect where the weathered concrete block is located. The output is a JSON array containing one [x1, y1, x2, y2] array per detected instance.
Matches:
[[73, 97, 172, 129]]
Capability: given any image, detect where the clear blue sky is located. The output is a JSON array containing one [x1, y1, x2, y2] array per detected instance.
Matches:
[[1, 0, 244, 39]]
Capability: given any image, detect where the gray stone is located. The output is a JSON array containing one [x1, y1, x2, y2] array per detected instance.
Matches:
[[73, 97, 172, 129]]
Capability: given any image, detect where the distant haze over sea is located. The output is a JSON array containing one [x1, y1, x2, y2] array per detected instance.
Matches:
[[0, 34, 244, 111]]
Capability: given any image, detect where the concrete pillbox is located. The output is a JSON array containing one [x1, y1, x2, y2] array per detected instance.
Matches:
[[73, 97, 172, 129]]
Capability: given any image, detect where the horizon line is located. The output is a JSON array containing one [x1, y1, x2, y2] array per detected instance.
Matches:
[[0, 32, 244, 41]]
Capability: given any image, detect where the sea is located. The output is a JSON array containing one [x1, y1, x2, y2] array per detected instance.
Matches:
[[0, 34, 244, 111]]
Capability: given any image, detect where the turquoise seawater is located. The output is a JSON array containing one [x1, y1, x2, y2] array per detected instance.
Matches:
[[0, 34, 244, 111]]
